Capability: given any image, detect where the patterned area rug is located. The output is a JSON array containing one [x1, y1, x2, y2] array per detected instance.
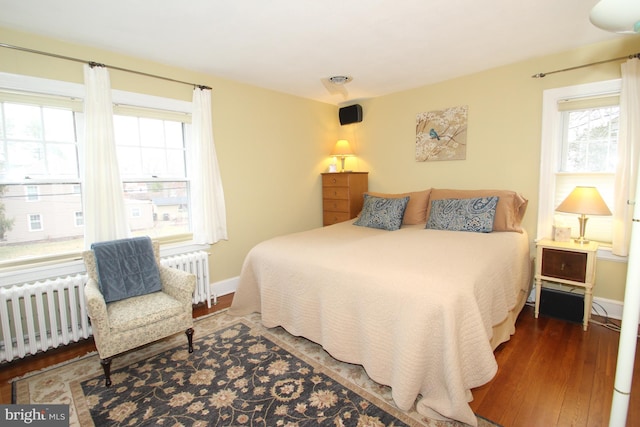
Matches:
[[13, 311, 500, 427]]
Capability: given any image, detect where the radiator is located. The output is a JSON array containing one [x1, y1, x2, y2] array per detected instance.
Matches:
[[0, 251, 213, 363], [160, 250, 214, 308], [0, 274, 90, 363]]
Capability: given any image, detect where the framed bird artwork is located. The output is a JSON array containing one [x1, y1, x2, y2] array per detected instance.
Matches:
[[415, 105, 468, 161]]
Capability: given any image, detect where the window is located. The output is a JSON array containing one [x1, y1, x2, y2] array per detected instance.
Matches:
[[2, 102, 78, 181], [561, 104, 619, 173], [0, 73, 193, 264], [25, 185, 39, 201], [114, 115, 186, 178], [538, 79, 621, 249], [74, 211, 83, 227], [554, 103, 618, 243], [114, 113, 190, 238], [28, 213, 42, 231]]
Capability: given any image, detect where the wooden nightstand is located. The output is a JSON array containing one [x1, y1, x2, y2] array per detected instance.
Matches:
[[534, 238, 599, 331], [321, 172, 368, 226]]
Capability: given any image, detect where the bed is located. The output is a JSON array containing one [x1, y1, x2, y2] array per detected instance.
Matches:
[[229, 188, 531, 426]]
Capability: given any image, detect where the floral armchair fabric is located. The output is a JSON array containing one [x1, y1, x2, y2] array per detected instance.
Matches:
[[83, 238, 196, 386]]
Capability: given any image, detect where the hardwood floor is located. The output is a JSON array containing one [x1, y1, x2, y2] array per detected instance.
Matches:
[[471, 304, 640, 427], [1, 296, 637, 426]]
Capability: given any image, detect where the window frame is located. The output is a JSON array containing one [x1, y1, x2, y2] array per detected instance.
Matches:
[[27, 213, 42, 231], [0, 72, 194, 269], [537, 78, 626, 262], [25, 185, 39, 201]]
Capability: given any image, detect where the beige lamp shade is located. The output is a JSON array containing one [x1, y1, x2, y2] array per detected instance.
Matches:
[[331, 139, 355, 156], [556, 186, 612, 216], [556, 186, 611, 244], [331, 139, 355, 172]]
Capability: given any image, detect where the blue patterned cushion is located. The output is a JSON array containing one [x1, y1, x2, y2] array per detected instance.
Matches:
[[91, 236, 162, 303], [426, 197, 499, 233], [354, 194, 409, 231]]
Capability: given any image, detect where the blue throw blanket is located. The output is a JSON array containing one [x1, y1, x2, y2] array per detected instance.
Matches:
[[91, 236, 162, 303]]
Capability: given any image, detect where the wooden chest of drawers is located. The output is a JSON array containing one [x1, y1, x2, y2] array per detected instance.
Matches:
[[321, 172, 368, 226]]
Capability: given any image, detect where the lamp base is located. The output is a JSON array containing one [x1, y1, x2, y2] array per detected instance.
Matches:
[[574, 214, 589, 245]]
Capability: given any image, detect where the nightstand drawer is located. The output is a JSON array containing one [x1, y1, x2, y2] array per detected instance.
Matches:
[[323, 199, 349, 212], [322, 187, 349, 199], [541, 248, 587, 283], [322, 173, 351, 187], [323, 212, 350, 225]]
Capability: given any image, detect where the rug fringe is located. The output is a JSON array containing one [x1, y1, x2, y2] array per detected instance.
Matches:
[[10, 350, 98, 384]]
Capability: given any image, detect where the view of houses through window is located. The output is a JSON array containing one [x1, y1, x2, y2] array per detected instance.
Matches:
[[0, 94, 192, 263]]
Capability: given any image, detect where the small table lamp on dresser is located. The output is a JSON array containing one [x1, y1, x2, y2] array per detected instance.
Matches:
[[555, 186, 612, 244], [322, 139, 368, 226], [331, 139, 354, 172]]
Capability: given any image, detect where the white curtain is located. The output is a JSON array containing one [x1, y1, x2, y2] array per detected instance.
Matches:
[[190, 87, 228, 244], [613, 58, 640, 257], [82, 64, 130, 248]]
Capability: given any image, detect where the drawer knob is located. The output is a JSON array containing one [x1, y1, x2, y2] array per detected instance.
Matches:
[[334, 191, 338, 196], [561, 262, 566, 270], [332, 178, 337, 183]]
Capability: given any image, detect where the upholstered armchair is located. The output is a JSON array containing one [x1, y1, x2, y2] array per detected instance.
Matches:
[[82, 236, 196, 387]]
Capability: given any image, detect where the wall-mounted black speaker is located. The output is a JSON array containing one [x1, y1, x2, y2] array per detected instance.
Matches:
[[339, 104, 363, 126]]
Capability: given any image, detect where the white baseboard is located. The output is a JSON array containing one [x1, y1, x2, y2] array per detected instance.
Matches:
[[209, 276, 239, 299], [591, 296, 624, 320]]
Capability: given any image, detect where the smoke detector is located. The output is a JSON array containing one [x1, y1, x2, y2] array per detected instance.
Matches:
[[328, 75, 353, 85]]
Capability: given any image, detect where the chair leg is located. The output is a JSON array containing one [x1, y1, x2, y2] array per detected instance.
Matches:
[[100, 358, 112, 387], [186, 327, 194, 353]]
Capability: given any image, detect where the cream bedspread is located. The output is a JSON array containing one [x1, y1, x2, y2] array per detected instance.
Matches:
[[229, 220, 531, 426]]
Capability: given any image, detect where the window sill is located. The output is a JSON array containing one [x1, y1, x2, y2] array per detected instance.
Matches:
[[0, 239, 210, 287], [597, 245, 628, 263]]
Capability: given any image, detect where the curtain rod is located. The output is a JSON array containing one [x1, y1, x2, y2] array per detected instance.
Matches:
[[532, 52, 640, 78], [0, 42, 211, 90]]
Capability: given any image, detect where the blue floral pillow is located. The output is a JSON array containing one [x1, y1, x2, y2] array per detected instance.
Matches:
[[426, 196, 499, 233], [354, 194, 409, 231]]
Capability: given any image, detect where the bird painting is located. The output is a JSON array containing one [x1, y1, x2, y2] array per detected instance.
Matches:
[[415, 105, 468, 162]]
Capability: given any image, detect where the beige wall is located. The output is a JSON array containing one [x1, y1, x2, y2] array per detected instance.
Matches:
[[353, 36, 640, 302], [2, 26, 639, 302]]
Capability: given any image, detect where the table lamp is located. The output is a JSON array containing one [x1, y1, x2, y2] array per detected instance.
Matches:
[[555, 186, 612, 244], [330, 139, 354, 172]]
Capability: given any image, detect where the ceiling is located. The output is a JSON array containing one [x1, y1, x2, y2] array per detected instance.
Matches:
[[0, 0, 624, 105]]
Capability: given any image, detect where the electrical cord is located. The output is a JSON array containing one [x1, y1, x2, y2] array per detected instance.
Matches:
[[589, 300, 623, 333]]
